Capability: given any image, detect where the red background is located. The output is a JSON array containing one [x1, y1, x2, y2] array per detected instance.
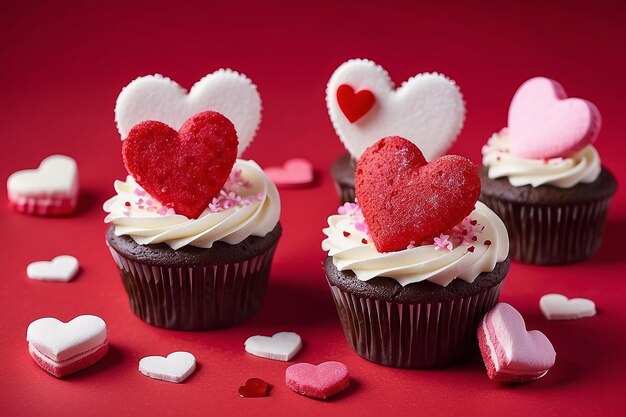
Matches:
[[1, 1, 625, 416]]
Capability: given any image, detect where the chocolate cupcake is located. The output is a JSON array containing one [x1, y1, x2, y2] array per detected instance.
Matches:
[[322, 137, 510, 368], [480, 77, 617, 265], [325, 58, 466, 203]]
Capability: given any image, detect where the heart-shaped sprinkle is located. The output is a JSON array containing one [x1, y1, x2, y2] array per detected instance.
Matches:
[[355, 136, 480, 252], [138, 352, 196, 384], [508, 77, 601, 159], [122, 111, 238, 218], [264, 158, 313, 187], [238, 378, 270, 398], [27, 255, 79, 282], [285, 361, 350, 399], [6, 155, 78, 216], [115, 70, 261, 156], [264, 159, 314, 187], [326, 59, 465, 159], [336, 84, 376, 123], [26, 315, 108, 377], [244, 332, 302, 361], [478, 303, 556, 383], [540, 293, 596, 320]]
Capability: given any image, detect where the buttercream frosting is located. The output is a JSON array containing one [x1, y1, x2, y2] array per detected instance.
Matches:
[[103, 159, 280, 250], [482, 131, 601, 188], [322, 201, 508, 287]]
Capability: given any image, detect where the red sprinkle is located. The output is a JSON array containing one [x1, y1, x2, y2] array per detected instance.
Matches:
[[484, 240, 492, 246], [361, 238, 368, 244], [468, 246, 475, 253], [470, 220, 477, 226], [472, 235, 478, 241], [462, 230, 468, 236], [343, 231, 351, 237], [124, 201, 131, 207]]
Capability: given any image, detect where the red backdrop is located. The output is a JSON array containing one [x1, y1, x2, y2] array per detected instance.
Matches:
[[1, 1, 625, 416]]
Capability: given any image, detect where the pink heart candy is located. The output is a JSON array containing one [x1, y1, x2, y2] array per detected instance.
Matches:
[[285, 361, 349, 399], [264, 158, 314, 187], [478, 303, 556, 383], [508, 77, 601, 159]]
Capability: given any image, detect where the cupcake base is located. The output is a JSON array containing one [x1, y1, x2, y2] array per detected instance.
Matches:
[[325, 256, 511, 369], [331, 152, 356, 204], [479, 167, 617, 265], [106, 224, 281, 330]]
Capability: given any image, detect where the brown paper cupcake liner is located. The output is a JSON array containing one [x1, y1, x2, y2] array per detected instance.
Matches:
[[108, 242, 278, 330], [480, 195, 612, 265], [334, 182, 356, 204], [327, 278, 503, 368]]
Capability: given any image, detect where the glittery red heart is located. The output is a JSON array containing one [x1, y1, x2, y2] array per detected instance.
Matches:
[[355, 136, 481, 252], [238, 378, 269, 398], [122, 111, 238, 219], [336, 84, 375, 123]]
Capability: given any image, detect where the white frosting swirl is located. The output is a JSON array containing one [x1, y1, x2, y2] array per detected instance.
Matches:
[[482, 132, 601, 188], [321, 201, 509, 287], [103, 159, 280, 249]]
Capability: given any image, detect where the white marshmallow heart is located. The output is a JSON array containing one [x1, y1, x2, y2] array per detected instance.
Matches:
[[27, 255, 79, 282], [26, 315, 108, 362], [115, 70, 262, 156], [244, 331, 302, 361], [7, 155, 78, 198], [139, 352, 196, 383], [326, 59, 466, 160], [540, 293, 596, 320]]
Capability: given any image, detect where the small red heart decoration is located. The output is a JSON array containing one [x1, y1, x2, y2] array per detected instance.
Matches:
[[122, 111, 238, 218], [238, 378, 269, 398], [355, 136, 481, 252], [336, 84, 375, 123]]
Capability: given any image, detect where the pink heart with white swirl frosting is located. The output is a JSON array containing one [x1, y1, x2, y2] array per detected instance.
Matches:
[[508, 77, 601, 159]]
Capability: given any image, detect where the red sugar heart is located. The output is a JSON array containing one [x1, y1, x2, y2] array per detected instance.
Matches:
[[336, 84, 375, 123], [238, 378, 269, 398], [355, 136, 480, 253], [122, 111, 238, 218]]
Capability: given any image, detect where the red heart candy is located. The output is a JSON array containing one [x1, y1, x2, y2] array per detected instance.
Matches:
[[122, 111, 238, 219], [336, 84, 375, 123], [355, 136, 480, 253], [238, 378, 269, 398]]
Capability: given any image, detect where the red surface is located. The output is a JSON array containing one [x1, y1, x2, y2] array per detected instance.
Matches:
[[1, 1, 625, 416]]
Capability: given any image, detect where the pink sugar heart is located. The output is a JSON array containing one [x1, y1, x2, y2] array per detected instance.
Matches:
[[508, 77, 601, 159], [264, 158, 314, 187], [478, 303, 556, 383], [285, 361, 350, 399]]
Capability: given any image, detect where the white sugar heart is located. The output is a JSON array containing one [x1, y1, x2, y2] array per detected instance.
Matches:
[[245, 331, 302, 361], [115, 70, 261, 156], [540, 293, 596, 320], [139, 352, 196, 383], [326, 59, 466, 160], [26, 315, 107, 362], [7, 155, 78, 197], [27, 255, 79, 282]]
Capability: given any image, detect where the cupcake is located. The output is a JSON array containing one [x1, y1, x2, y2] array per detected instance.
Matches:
[[322, 136, 510, 368], [480, 77, 617, 265], [325, 58, 466, 203], [104, 73, 280, 330]]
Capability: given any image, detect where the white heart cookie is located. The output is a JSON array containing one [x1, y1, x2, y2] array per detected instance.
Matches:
[[244, 331, 302, 361], [139, 352, 196, 383], [27, 255, 79, 282], [540, 293, 596, 320], [115, 69, 262, 156], [326, 59, 466, 160], [7, 155, 78, 197], [26, 315, 107, 362]]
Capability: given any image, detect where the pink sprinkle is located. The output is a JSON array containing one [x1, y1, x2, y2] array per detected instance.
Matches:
[[146, 199, 153, 206], [134, 188, 147, 197], [434, 234, 454, 251]]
